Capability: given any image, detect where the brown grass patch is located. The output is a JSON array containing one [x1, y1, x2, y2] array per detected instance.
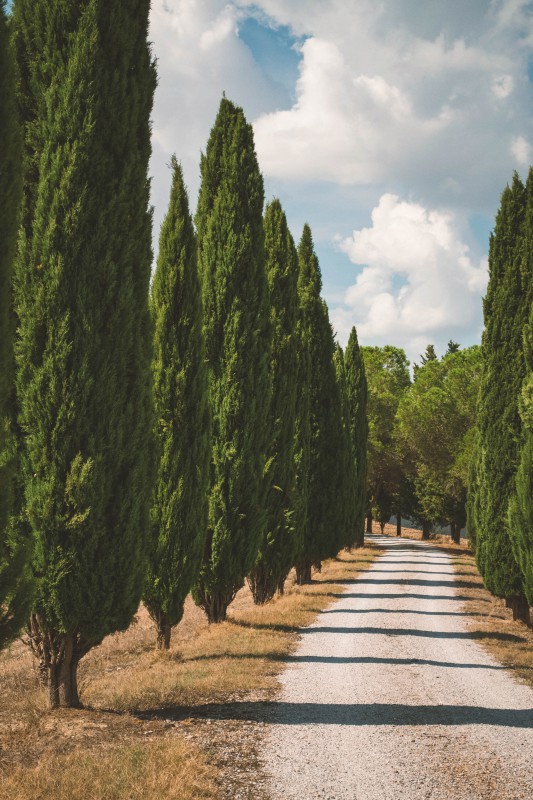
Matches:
[[1, 739, 217, 800], [0, 544, 377, 799]]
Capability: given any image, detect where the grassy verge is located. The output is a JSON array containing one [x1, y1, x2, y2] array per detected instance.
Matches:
[[378, 523, 533, 689], [0, 544, 378, 800]]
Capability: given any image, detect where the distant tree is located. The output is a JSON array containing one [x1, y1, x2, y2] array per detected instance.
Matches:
[[396, 348, 482, 543], [144, 160, 210, 649], [413, 343, 438, 380], [249, 199, 299, 604], [446, 340, 461, 355], [344, 327, 368, 546], [362, 346, 411, 533], [471, 172, 530, 623], [193, 97, 271, 622], [294, 225, 343, 582], [12, 0, 156, 705], [334, 344, 357, 549], [0, 0, 32, 649]]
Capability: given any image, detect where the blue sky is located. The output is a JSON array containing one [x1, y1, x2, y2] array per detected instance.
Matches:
[[148, 0, 533, 362], [7, 1, 532, 363]]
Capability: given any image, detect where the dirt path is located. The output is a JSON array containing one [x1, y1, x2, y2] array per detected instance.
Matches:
[[263, 534, 533, 800]]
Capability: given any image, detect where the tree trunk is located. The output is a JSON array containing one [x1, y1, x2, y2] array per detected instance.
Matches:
[[396, 514, 402, 537], [295, 561, 312, 585], [248, 562, 276, 605], [422, 520, 431, 540], [379, 521, 385, 533], [450, 521, 461, 545], [508, 595, 532, 627], [366, 511, 372, 534], [156, 614, 172, 650], [48, 663, 59, 709]]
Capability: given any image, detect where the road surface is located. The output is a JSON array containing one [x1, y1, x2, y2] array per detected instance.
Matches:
[[264, 534, 533, 800]]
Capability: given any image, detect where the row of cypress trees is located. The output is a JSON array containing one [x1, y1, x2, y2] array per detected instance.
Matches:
[[468, 170, 532, 626], [0, 0, 368, 708]]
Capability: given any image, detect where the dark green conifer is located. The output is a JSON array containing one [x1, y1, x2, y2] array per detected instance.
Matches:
[[334, 344, 357, 550], [12, 0, 156, 705], [248, 200, 299, 604], [508, 171, 533, 609], [473, 173, 529, 623], [193, 97, 271, 622], [0, 0, 31, 649], [344, 327, 368, 547], [294, 225, 343, 583], [144, 159, 210, 648]]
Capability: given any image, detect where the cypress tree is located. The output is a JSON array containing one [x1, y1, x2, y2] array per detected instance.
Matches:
[[294, 225, 343, 583], [144, 159, 210, 649], [333, 344, 357, 550], [12, 0, 156, 705], [508, 170, 533, 609], [193, 97, 271, 623], [248, 199, 299, 604], [0, 0, 31, 648], [473, 173, 529, 623], [344, 326, 368, 547]]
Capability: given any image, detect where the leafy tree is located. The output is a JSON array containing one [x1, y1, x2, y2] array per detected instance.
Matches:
[[344, 327, 368, 546], [0, 0, 32, 649], [471, 172, 530, 623], [144, 159, 210, 648], [446, 340, 461, 355], [361, 346, 410, 533], [396, 348, 482, 543], [12, 0, 156, 705], [294, 225, 343, 582], [248, 200, 299, 604], [193, 97, 271, 622], [334, 344, 357, 549]]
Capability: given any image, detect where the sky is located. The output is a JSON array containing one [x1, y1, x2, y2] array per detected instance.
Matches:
[[7, 1, 533, 364]]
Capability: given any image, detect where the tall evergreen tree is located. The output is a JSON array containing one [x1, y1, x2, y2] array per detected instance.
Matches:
[[193, 97, 271, 622], [472, 173, 529, 623], [508, 172, 533, 610], [294, 225, 343, 583], [333, 344, 357, 550], [12, 0, 156, 705], [0, 0, 32, 649], [344, 327, 368, 547], [248, 199, 299, 604], [144, 159, 210, 649]]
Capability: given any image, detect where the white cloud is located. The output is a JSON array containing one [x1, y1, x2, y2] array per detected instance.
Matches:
[[511, 135, 531, 165], [249, 0, 533, 210], [331, 194, 488, 361]]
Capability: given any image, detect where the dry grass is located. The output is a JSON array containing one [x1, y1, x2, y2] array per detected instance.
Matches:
[[1, 740, 217, 800], [378, 523, 533, 689], [0, 545, 377, 800]]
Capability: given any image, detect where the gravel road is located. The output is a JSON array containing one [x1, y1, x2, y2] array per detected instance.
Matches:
[[264, 534, 533, 800]]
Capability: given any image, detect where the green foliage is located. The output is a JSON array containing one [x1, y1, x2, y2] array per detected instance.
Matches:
[[0, 0, 32, 648], [12, 0, 156, 670], [362, 345, 410, 526], [507, 254, 533, 604], [294, 225, 344, 578], [144, 160, 210, 646], [193, 97, 271, 622], [248, 200, 299, 604], [344, 327, 368, 546], [472, 172, 529, 602], [334, 344, 357, 549], [397, 347, 482, 534]]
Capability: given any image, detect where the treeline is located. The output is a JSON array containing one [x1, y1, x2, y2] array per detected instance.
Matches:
[[0, 3, 368, 707], [362, 341, 482, 543]]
